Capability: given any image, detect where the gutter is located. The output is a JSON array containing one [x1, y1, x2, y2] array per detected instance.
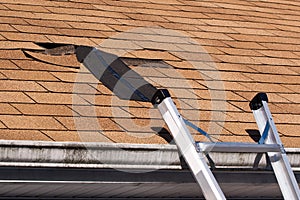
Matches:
[[0, 140, 299, 171]]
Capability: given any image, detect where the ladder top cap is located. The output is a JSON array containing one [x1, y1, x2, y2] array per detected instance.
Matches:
[[249, 92, 268, 110]]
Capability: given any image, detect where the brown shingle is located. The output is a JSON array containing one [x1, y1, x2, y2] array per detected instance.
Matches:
[[1, 32, 50, 43], [0, 50, 28, 59], [224, 41, 266, 50], [71, 105, 132, 118], [129, 50, 180, 61], [39, 82, 97, 94], [13, 104, 73, 116], [0, 129, 52, 141], [189, 31, 234, 41], [0, 41, 43, 50], [0, 17, 28, 25], [42, 130, 113, 142], [0, 115, 65, 130], [26, 92, 86, 105], [0, 103, 21, 114], [0, 91, 34, 103], [103, 131, 168, 144], [1, 70, 58, 81], [67, 22, 114, 31], [46, 35, 95, 46], [4, 4, 50, 13], [12, 25, 59, 35], [0, 23, 16, 32], [114, 118, 165, 133], [12, 60, 78, 72], [0, 80, 46, 92], [23, 51, 80, 69], [56, 116, 122, 131], [25, 19, 71, 28], [56, 28, 104, 38]]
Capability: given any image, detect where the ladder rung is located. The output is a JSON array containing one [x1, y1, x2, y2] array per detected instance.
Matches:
[[196, 142, 281, 153]]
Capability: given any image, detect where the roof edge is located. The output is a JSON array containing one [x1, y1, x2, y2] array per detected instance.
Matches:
[[0, 140, 299, 170]]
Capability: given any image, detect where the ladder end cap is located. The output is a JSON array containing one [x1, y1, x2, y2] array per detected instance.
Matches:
[[249, 92, 268, 110]]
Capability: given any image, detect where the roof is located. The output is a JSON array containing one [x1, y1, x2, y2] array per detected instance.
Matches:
[[0, 0, 299, 147]]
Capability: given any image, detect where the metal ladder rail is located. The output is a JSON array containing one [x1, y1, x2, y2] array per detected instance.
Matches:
[[250, 93, 300, 200], [154, 90, 226, 200]]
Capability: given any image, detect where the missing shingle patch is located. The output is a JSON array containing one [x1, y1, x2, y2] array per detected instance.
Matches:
[[35, 42, 76, 55], [121, 57, 172, 68]]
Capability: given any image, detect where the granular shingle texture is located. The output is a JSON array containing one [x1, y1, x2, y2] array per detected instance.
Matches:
[[0, 0, 299, 147]]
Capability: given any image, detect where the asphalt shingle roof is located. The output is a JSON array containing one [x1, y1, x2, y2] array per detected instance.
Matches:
[[0, 0, 299, 147]]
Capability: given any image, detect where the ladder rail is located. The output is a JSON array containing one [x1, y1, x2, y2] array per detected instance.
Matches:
[[251, 93, 300, 200], [158, 97, 226, 200]]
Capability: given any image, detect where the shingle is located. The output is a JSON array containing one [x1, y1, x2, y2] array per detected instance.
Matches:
[[67, 22, 114, 31], [114, 118, 165, 133], [23, 51, 80, 69], [0, 129, 52, 141], [42, 130, 113, 142], [4, 4, 50, 13], [26, 92, 86, 105], [213, 55, 261, 65], [12, 60, 78, 72], [0, 103, 21, 114], [124, 107, 161, 119], [189, 31, 234, 41], [13, 104, 73, 116], [56, 116, 122, 131], [279, 93, 300, 103], [224, 41, 266, 49], [71, 105, 132, 118], [102, 131, 168, 144], [1, 70, 58, 81], [0, 23, 16, 32], [126, 13, 168, 22], [1, 32, 50, 43], [12, 25, 59, 35], [46, 35, 95, 46], [0, 60, 18, 69], [248, 65, 297, 75], [0, 9, 36, 18], [0, 17, 28, 25], [217, 47, 263, 57], [277, 124, 300, 137], [0, 41, 43, 50], [273, 114, 300, 125], [39, 82, 97, 94], [240, 82, 293, 93], [251, 56, 296, 66], [0, 91, 34, 103], [0, 80, 46, 92], [80, 94, 142, 107], [129, 50, 180, 61], [0, 50, 28, 59], [25, 19, 71, 28], [0, 115, 65, 130], [221, 121, 259, 136], [281, 136, 300, 148], [56, 28, 104, 38]]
